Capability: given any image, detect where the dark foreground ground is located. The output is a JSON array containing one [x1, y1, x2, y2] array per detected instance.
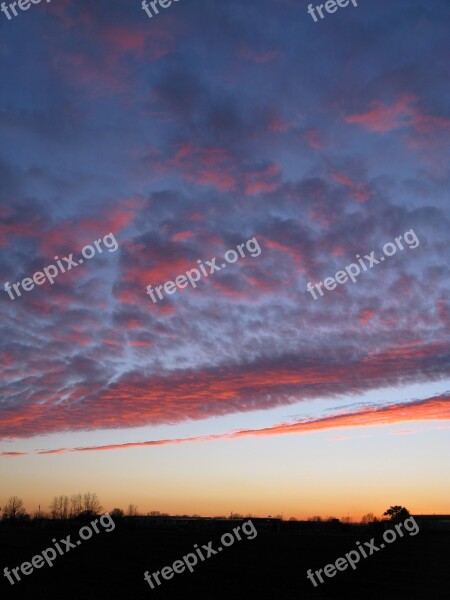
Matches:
[[1, 519, 448, 599]]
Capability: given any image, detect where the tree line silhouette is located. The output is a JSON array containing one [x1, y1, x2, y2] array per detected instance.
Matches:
[[0, 495, 410, 524]]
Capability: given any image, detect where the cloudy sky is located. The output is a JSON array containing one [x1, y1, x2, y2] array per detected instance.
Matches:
[[1, 0, 449, 519]]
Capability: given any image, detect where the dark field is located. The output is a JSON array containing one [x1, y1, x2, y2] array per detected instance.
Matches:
[[1, 520, 449, 599]]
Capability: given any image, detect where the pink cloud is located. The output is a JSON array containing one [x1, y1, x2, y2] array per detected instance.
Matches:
[[345, 94, 416, 132], [332, 171, 371, 203], [360, 309, 376, 326], [6, 393, 447, 457]]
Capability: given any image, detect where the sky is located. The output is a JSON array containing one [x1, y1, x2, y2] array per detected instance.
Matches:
[[0, 0, 449, 520]]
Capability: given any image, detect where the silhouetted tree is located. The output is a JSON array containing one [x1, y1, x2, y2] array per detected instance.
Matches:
[[70, 494, 83, 518], [2, 496, 26, 520], [50, 495, 69, 519], [110, 508, 125, 519], [361, 512, 377, 524], [83, 492, 102, 514], [383, 506, 410, 522], [127, 504, 139, 516]]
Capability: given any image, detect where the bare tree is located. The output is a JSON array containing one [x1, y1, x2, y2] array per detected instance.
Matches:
[[340, 516, 352, 524], [50, 496, 69, 519], [3, 496, 26, 520], [127, 504, 139, 516], [70, 494, 83, 518], [361, 512, 377, 524], [83, 492, 102, 515]]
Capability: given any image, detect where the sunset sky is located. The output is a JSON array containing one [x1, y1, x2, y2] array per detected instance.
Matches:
[[1, 0, 449, 520]]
